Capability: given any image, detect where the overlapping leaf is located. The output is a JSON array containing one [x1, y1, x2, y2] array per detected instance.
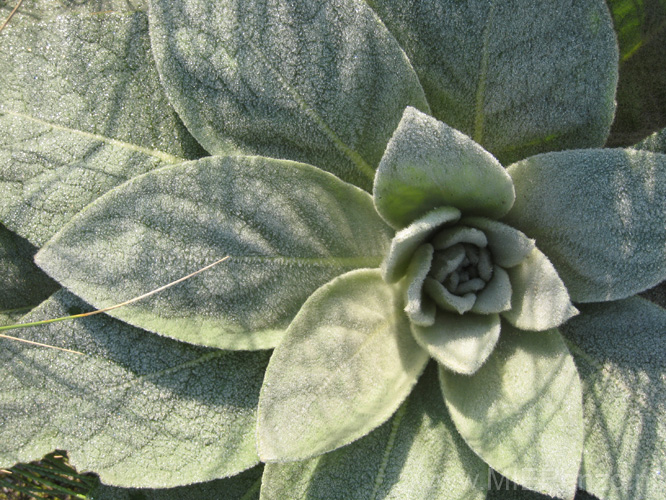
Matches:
[[0, 0, 147, 27], [440, 325, 584, 499], [0, 291, 269, 487], [258, 269, 429, 461], [36, 155, 392, 349], [148, 0, 429, 191], [260, 364, 487, 500], [504, 148, 666, 302], [0, 12, 204, 247], [367, 0, 618, 165], [561, 298, 666, 500]]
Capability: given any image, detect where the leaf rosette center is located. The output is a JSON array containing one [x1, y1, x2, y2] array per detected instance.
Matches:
[[374, 108, 578, 375]]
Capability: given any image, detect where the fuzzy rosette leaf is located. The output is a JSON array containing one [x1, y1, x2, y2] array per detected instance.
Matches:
[[504, 148, 666, 302], [373, 107, 515, 229], [36, 156, 392, 350], [257, 269, 429, 462], [367, 0, 618, 165], [374, 108, 576, 375], [260, 364, 487, 500], [0, 291, 269, 487], [561, 298, 666, 500], [440, 325, 584, 500], [148, 0, 430, 191], [0, 12, 203, 247]]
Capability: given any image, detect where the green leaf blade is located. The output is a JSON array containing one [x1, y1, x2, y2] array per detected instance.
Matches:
[[440, 325, 584, 500], [373, 107, 514, 229], [0, 12, 204, 247], [561, 297, 666, 500], [149, 0, 430, 191], [260, 363, 487, 500], [0, 291, 269, 488], [257, 269, 429, 462], [504, 149, 666, 303], [368, 0, 619, 164], [35, 156, 392, 349]]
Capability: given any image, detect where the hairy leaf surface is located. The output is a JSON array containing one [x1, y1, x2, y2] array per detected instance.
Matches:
[[258, 269, 429, 461], [149, 0, 429, 191], [367, 0, 618, 164], [0, 291, 269, 487], [260, 364, 487, 500], [440, 325, 584, 500], [36, 156, 392, 350], [0, 12, 204, 247], [505, 149, 666, 302], [561, 298, 666, 500], [0, 0, 147, 27], [373, 107, 514, 229]]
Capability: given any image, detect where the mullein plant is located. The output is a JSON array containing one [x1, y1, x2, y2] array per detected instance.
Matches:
[[0, 1, 664, 499]]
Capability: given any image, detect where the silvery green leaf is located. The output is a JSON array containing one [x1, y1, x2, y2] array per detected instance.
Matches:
[[89, 465, 263, 500], [0, 12, 204, 247], [0, 225, 58, 316], [471, 266, 512, 315], [440, 325, 584, 500], [257, 269, 429, 462], [403, 244, 436, 326], [367, 0, 618, 165], [462, 217, 535, 268], [260, 364, 487, 500], [382, 206, 460, 284], [36, 155, 391, 350], [148, 0, 429, 191], [0, 0, 147, 27], [411, 311, 500, 375], [561, 298, 666, 500], [633, 127, 666, 153], [373, 107, 514, 229], [504, 149, 666, 303], [502, 248, 578, 331], [0, 291, 269, 487]]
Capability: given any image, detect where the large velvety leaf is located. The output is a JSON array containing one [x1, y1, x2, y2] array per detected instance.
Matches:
[[0, 0, 147, 27], [0, 291, 269, 488], [440, 325, 584, 500], [0, 224, 58, 317], [368, 0, 618, 165], [504, 149, 666, 303], [0, 12, 204, 247], [502, 248, 578, 331], [260, 363, 487, 500], [257, 269, 429, 462], [561, 298, 666, 500], [373, 107, 515, 229], [90, 465, 263, 500], [36, 155, 392, 350], [148, 0, 429, 191]]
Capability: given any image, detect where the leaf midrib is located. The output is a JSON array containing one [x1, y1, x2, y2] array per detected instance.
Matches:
[[244, 38, 376, 182], [1, 110, 185, 164], [473, 1, 495, 144]]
